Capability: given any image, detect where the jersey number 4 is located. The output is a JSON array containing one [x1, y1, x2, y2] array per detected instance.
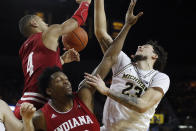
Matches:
[[27, 52, 34, 76], [122, 82, 143, 97]]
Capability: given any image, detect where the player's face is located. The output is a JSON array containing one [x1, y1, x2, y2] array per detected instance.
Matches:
[[35, 16, 48, 31], [50, 72, 72, 96], [135, 44, 156, 59]]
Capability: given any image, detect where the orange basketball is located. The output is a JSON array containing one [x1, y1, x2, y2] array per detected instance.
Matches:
[[62, 27, 88, 52]]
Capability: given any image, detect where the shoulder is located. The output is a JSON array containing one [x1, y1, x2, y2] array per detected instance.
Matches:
[[44, 24, 61, 36], [42, 24, 62, 41], [153, 72, 170, 81], [118, 51, 130, 59], [112, 51, 131, 74], [0, 100, 8, 111], [150, 71, 170, 94], [48, 24, 61, 31], [113, 51, 131, 66], [0, 99, 6, 105]]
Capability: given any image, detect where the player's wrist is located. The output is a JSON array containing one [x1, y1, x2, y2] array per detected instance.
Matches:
[[124, 23, 132, 28], [105, 88, 110, 96], [22, 117, 33, 123], [60, 56, 65, 64], [72, 1, 90, 26], [81, 1, 90, 5]]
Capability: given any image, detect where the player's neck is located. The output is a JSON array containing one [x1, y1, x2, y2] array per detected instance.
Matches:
[[51, 97, 73, 112], [29, 28, 42, 36], [136, 60, 154, 71]]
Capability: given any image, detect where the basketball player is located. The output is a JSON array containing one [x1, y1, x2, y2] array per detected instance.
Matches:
[[0, 99, 36, 131], [14, 0, 91, 119], [26, 67, 100, 131], [85, 0, 170, 130]]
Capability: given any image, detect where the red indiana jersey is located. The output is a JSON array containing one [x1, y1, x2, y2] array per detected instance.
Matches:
[[41, 94, 100, 131], [14, 33, 62, 119]]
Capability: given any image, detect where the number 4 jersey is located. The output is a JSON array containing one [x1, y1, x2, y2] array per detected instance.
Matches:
[[15, 33, 62, 119], [102, 51, 170, 131]]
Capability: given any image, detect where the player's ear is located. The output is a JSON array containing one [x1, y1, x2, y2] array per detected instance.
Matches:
[[30, 19, 38, 28], [46, 88, 52, 96], [152, 54, 158, 60]]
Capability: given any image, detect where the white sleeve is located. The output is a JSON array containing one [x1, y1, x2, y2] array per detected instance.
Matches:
[[149, 72, 170, 94], [112, 51, 131, 75]]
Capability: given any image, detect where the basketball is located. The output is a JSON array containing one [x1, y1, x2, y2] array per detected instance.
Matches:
[[62, 27, 88, 52]]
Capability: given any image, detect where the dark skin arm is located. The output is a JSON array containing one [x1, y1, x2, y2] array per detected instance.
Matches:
[[32, 110, 46, 131]]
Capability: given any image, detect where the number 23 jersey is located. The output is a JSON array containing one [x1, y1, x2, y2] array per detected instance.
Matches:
[[102, 51, 170, 130]]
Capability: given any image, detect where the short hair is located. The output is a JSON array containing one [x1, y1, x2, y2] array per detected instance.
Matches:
[[38, 66, 62, 97], [18, 15, 36, 37], [146, 40, 168, 72]]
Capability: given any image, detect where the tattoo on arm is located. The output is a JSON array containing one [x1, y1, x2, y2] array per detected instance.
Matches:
[[99, 37, 113, 53], [108, 89, 138, 108]]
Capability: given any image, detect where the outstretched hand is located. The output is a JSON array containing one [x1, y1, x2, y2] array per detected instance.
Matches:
[[20, 103, 36, 121], [125, 0, 143, 26], [84, 73, 109, 95], [61, 48, 80, 64]]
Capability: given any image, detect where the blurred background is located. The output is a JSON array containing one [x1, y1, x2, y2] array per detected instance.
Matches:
[[0, 0, 195, 130]]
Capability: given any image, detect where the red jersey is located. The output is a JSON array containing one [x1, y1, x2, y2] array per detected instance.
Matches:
[[14, 33, 62, 119], [41, 94, 100, 131]]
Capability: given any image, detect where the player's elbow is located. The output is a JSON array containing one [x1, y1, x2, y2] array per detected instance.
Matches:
[[103, 55, 118, 66], [94, 29, 106, 40], [137, 107, 148, 113]]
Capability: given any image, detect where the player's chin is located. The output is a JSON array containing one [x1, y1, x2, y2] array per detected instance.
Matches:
[[65, 92, 73, 98], [135, 52, 142, 55], [66, 88, 73, 95]]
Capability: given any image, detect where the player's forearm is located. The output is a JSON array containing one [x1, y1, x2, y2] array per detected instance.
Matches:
[[94, 0, 112, 53], [22, 120, 35, 131], [94, 0, 107, 35], [61, 2, 90, 35], [96, 34, 113, 53], [104, 24, 132, 61], [93, 57, 114, 79], [72, 1, 90, 26], [106, 89, 146, 113], [61, 18, 78, 36], [79, 60, 112, 94]]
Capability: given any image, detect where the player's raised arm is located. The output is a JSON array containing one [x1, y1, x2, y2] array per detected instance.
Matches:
[[103, 0, 143, 59], [78, 0, 143, 106], [94, 0, 143, 78], [43, 0, 91, 51], [94, 0, 113, 53]]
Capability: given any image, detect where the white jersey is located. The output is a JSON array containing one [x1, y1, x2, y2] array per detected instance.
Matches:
[[102, 51, 170, 131], [0, 121, 5, 131]]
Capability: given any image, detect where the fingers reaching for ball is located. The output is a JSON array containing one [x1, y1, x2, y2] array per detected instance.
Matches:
[[61, 48, 80, 64], [69, 48, 80, 62]]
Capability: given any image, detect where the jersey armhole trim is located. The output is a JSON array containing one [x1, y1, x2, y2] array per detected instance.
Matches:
[[113, 63, 132, 77]]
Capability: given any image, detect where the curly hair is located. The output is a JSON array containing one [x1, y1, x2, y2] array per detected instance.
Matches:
[[146, 40, 168, 72], [38, 66, 62, 97]]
